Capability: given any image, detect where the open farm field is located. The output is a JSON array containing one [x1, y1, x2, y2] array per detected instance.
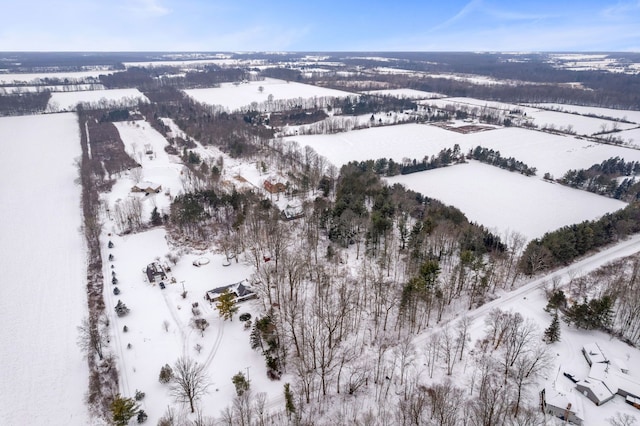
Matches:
[[363, 88, 443, 99], [426, 97, 637, 136], [285, 123, 640, 178], [529, 103, 640, 124], [387, 161, 626, 241], [0, 113, 89, 425], [184, 78, 356, 111], [48, 88, 149, 111], [0, 70, 113, 84]]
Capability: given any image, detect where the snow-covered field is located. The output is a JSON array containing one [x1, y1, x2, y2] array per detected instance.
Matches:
[[363, 88, 443, 99], [529, 103, 640, 124], [184, 78, 356, 112], [0, 70, 113, 84], [284, 123, 640, 178], [387, 161, 626, 241], [0, 113, 90, 425], [425, 97, 637, 136], [0, 83, 106, 95], [47, 89, 149, 112], [616, 128, 640, 147]]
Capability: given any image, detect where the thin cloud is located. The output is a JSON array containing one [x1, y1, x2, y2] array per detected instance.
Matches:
[[124, 0, 171, 17], [431, 0, 483, 32], [602, 0, 640, 18]]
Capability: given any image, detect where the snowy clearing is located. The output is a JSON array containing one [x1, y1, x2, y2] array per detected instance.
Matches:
[[184, 78, 356, 112], [0, 113, 90, 425], [386, 161, 626, 241], [47, 89, 149, 112]]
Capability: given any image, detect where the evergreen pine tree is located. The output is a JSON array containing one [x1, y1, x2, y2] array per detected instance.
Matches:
[[216, 289, 238, 321], [544, 312, 561, 343], [284, 383, 296, 418], [111, 394, 139, 426]]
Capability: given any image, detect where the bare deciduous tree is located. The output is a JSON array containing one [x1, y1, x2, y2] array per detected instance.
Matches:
[[77, 316, 108, 361], [170, 356, 210, 413]]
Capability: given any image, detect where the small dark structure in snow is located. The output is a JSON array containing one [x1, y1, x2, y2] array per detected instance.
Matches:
[[282, 204, 304, 221], [205, 279, 256, 303], [132, 182, 162, 195], [145, 262, 167, 283]]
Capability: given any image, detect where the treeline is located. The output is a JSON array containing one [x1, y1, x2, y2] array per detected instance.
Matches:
[[0, 91, 51, 116], [469, 146, 537, 176], [518, 202, 640, 275], [362, 145, 464, 177], [77, 107, 119, 418], [99, 66, 260, 90], [337, 95, 417, 115], [561, 156, 640, 201]]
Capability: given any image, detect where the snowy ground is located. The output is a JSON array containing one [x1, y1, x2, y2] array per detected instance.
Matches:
[[284, 123, 640, 178], [183, 78, 356, 112], [0, 113, 90, 425], [0, 70, 113, 84], [425, 97, 637, 136], [387, 161, 626, 241], [47, 89, 149, 112], [528, 103, 640, 124], [363, 88, 444, 99]]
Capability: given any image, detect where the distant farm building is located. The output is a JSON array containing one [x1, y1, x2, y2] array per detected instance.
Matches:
[[132, 182, 162, 194], [205, 279, 255, 303], [263, 179, 286, 194], [145, 262, 167, 283]]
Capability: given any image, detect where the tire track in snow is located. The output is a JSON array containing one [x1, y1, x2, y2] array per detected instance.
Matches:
[[203, 321, 225, 370]]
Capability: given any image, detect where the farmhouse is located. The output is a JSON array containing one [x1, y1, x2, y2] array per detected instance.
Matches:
[[131, 181, 162, 194], [263, 179, 286, 194], [576, 343, 640, 406], [145, 262, 167, 283], [205, 279, 255, 303]]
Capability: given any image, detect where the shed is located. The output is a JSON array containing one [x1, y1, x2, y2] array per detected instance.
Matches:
[[132, 181, 162, 194]]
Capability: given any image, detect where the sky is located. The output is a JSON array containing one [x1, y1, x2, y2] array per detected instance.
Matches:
[[0, 0, 639, 52]]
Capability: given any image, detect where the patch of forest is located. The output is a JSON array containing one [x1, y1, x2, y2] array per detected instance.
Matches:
[[0, 91, 51, 116], [560, 156, 640, 201], [519, 202, 640, 275]]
